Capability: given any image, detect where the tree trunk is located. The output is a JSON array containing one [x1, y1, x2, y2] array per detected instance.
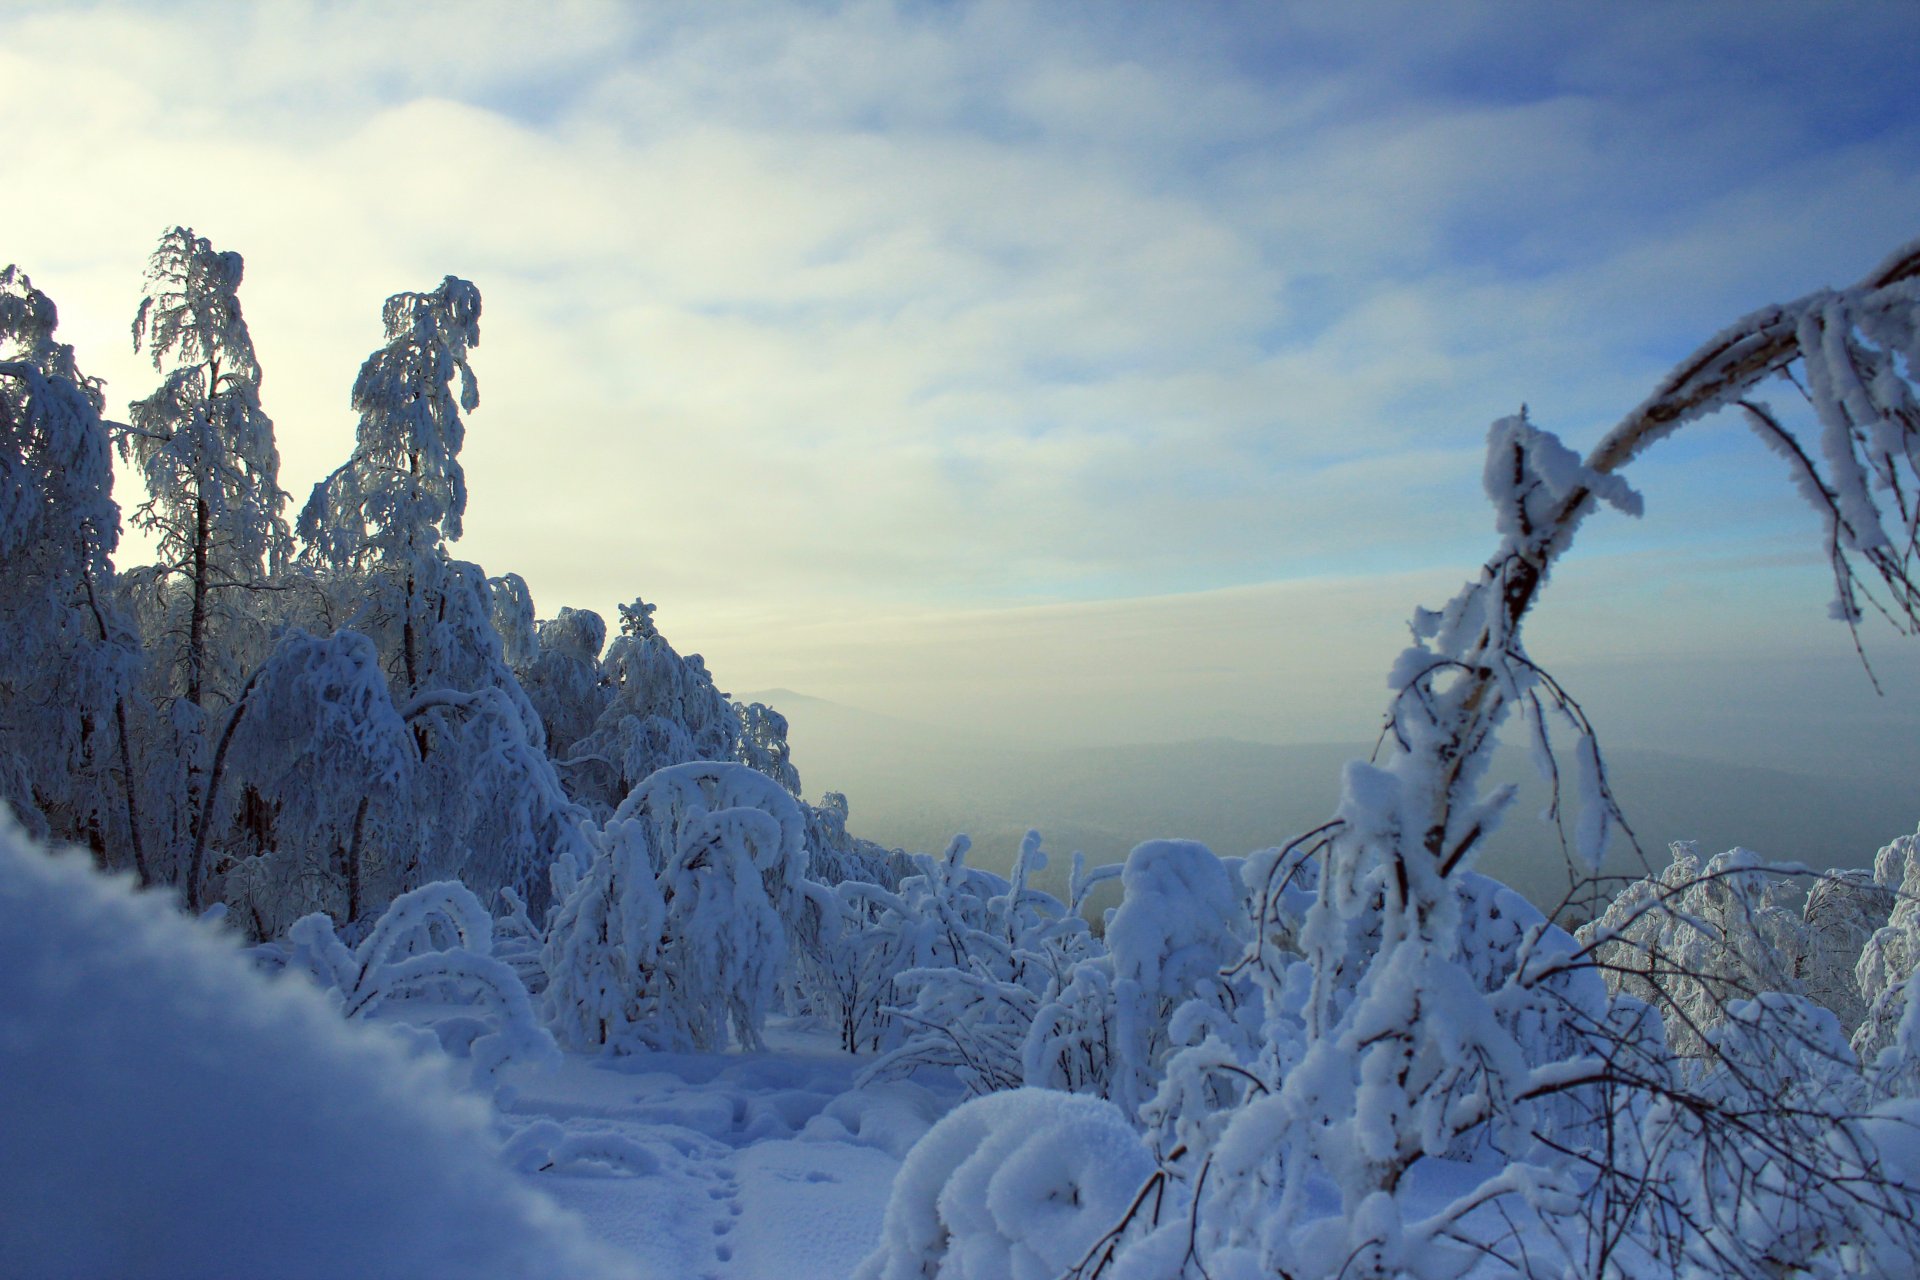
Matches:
[[187, 492, 210, 706]]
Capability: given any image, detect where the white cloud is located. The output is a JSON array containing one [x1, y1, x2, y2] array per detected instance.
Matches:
[[3, 0, 1916, 760]]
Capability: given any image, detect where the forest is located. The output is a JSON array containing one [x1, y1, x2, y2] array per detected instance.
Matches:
[[4, 225, 1920, 1279]]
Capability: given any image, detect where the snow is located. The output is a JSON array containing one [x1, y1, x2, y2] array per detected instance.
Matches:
[[0, 814, 632, 1280], [492, 1021, 953, 1280], [0, 816, 964, 1279]]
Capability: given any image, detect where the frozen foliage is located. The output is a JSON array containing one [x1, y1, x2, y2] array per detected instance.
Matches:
[[0, 265, 142, 874], [862, 831, 1098, 1096], [853, 1088, 1155, 1280], [1011, 236, 1920, 1280], [1025, 840, 1246, 1119], [1856, 825, 1920, 1069], [1577, 842, 1810, 1056], [545, 760, 814, 1051], [562, 598, 748, 814], [288, 879, 558, 1085], [120, 226, 290, 709], [0, 814, 630, 1280], [212, 628, 414, 933]]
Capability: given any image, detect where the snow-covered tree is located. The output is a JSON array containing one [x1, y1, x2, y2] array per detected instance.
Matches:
[[1796, 866, 1896, 1035], [1855, 825, 1920, 1072], [204, 629, 415, 931], [0, 264, 146, 879], [120, 227, 291, 710], [516, 605, 610, 768], [733, 698, 801, 796], [939, 235, 1920, 1280], [561, 599, 744, 814], [544, 761, 815, 1052], [1578, 842, 1810, 1056], [802, 790, 912, 889], [299, 275, 480, 696]]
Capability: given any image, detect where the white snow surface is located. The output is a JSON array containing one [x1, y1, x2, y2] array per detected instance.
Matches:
[[492, 1023, 954, 1280], [0, 814, 953, 1279]]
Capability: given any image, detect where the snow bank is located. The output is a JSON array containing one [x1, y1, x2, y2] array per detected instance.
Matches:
[[0, 814, 634, 1280]]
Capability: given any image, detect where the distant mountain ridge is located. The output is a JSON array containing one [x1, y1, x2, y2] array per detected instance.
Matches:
[[746, 689, 1916, 915]]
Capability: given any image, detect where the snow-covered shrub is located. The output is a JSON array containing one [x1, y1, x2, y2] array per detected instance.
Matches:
[[853, 1088, 1156, 1280], [288, 879, 557, 1085], [210, 628, 415, 935], [1855, 824, 1920, 1070], [1025, 840, 1243, 1119], [0, 812, 629, 1280], [541, 809, 669, 1051], [544, 760, 817, 1051], [862, 831, 1099, 1095], [492, 885, 548, 996], [1578, 842, 1810, 1056], [1795, 866, 1896, 1034], [803, 876, 912, 1053]]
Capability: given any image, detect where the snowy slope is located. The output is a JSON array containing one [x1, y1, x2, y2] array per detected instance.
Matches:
[[492, 1022, 957, 1279]]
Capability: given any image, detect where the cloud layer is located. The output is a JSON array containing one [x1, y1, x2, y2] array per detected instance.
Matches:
[[5, 0, 1918, 755]]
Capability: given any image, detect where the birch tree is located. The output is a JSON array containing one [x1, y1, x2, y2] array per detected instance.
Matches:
[[299, 275, 480, 697], [121, 227, 291, 710], [0, 265, 146, 880]]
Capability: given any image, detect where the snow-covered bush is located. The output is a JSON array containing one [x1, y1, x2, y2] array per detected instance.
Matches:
[[208, 628, 415, 934], [544, 760, 817, 1051], [0, 812, 629, 1280], [288, 879, 558, 1085], [1577, 841, 1810, 1056], [862, 831, 1098, 1096], [1024, 840, 1243, 1118], [1855, 824, 1920, 1070], [541, 807, 670, 1051], [1796, 865, 1896, 1034], [853, 1087, 1156, 1280]]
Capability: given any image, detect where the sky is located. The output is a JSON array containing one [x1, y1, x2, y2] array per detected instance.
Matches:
[[5, 0, 1920, 779]]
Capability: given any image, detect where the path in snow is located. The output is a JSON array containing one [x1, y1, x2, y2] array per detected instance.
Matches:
[[490, 1021, 955, 1279]]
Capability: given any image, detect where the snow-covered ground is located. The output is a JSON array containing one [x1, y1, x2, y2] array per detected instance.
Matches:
[[489, 1020, 958, 1278]]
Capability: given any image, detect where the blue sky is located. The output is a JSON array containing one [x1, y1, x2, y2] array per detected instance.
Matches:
[[5, 0, 1919, 760]]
